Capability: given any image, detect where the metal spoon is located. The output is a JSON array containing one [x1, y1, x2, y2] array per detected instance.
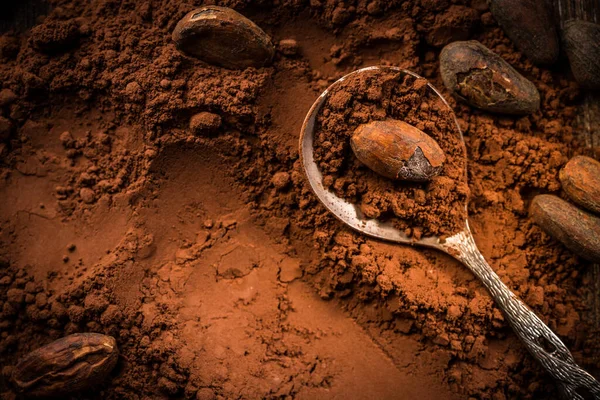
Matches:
[[299, 66, 600, 399]]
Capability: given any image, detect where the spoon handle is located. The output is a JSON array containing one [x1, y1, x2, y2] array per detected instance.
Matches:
[[443, 230, 600, 400]]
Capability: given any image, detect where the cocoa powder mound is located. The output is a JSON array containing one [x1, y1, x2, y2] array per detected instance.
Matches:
[[313, 70, 468, 238]]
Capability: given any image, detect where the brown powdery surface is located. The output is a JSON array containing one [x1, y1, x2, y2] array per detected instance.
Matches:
[[313, 70, 468, 238], [0, 1, 598, 400]]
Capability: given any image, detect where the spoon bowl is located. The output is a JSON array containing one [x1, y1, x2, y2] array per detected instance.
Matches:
[[300, 66, 600, 400], [300, 66, 460, 249]]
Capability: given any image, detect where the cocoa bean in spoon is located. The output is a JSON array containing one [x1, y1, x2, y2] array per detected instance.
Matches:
[[560, 155, 600, 215], [312, 69, 468, 237], [350, 119, 445, 182], [530, 194, 600, 262]]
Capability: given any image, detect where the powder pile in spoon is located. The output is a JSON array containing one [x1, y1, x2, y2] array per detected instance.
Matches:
[[313, 69, 469, 238]]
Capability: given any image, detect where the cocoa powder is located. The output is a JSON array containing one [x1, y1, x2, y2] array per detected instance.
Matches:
[[314, 70, 468, 238]]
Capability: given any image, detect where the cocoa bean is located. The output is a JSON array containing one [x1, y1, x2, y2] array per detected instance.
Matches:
[[559, 155, 600, 215], [350, 119, 445, 182], [489, 0, 559, 65], [12, 333, 118, 398], [530, 194, 600, 262], [440, 41, 540, 115], [172, 6, 274, 70], [562, 20, 600, 90]]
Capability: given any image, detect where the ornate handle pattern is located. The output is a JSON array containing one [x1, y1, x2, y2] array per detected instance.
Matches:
[[442, 230, 600, 400]]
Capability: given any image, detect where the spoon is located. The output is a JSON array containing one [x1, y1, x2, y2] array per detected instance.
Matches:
[[299, 66, 600, 399]]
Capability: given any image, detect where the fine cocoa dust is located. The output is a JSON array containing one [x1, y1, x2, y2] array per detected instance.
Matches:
[[0, 1, 598, 400], [313, 70, 468, 237]]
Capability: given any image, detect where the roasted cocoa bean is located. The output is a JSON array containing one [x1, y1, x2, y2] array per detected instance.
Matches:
[[12, 333, 119, 398], [559, 155, 600, 215], [172, 6, 274, 70], [530, 194, 600, 262], [489, 0, 559, 65], [440, 41, 540, 115], [350, 119, 445, 182], [562, 20, 600, 90]]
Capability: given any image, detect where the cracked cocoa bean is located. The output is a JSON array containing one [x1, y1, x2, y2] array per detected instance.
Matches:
[[489, 0, 559, 65], [350, 119, 445, 182], [440, 41, 540, 115], [559, 155, 600, 215], [562, 20, 600, 90], [12, 333, 118, 398], [172, 6, 274, 70], [530, 194, 600, 263]]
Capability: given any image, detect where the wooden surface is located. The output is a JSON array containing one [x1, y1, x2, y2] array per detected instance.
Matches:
[[578, 94, 600, 151], [555, 0, 599, 25]]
